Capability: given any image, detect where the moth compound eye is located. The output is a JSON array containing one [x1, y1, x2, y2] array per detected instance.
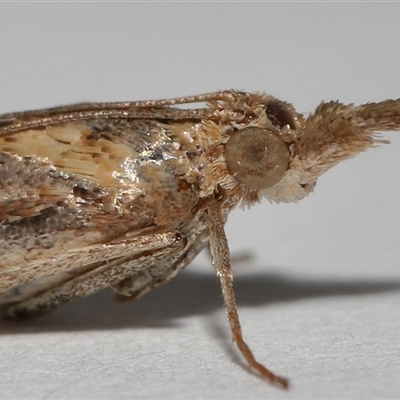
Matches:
[[265, 102, 296, 130], [225, 127, 289, 190]]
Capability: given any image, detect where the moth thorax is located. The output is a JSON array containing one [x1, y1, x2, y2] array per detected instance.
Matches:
[[225, 127, 289, 190]]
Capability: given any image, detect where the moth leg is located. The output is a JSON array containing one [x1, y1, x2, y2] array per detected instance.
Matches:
[[3, 230, 186, 318], [207, 199, 289, 389]]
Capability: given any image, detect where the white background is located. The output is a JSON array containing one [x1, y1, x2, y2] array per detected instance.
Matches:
[[0, 3, 399, 399]]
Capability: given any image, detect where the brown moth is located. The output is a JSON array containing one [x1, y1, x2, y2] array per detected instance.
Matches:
[[0, 90, 399, 389]]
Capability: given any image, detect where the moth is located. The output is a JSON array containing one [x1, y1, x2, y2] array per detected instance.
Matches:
[[0, 90, 399, 389]]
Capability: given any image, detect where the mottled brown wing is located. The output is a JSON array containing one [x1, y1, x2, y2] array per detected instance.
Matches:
[[0, 111, 210, 316]]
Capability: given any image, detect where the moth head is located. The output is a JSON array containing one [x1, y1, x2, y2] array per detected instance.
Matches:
[[225, 97, 394, 203], [224, 99, 310, 203]]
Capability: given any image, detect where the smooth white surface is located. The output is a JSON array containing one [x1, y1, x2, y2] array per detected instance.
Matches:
[[0, 3, 399, 399]]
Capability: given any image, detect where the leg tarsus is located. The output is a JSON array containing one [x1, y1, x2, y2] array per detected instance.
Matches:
[[207, 198, 289, 389]]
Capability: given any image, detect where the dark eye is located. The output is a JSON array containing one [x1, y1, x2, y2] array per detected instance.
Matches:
[[265, 103, 296, 130], [225, 127, 289, 190]]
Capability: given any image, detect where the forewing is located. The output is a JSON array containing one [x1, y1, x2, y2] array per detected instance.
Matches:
[[0, 121, 168, 292]]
